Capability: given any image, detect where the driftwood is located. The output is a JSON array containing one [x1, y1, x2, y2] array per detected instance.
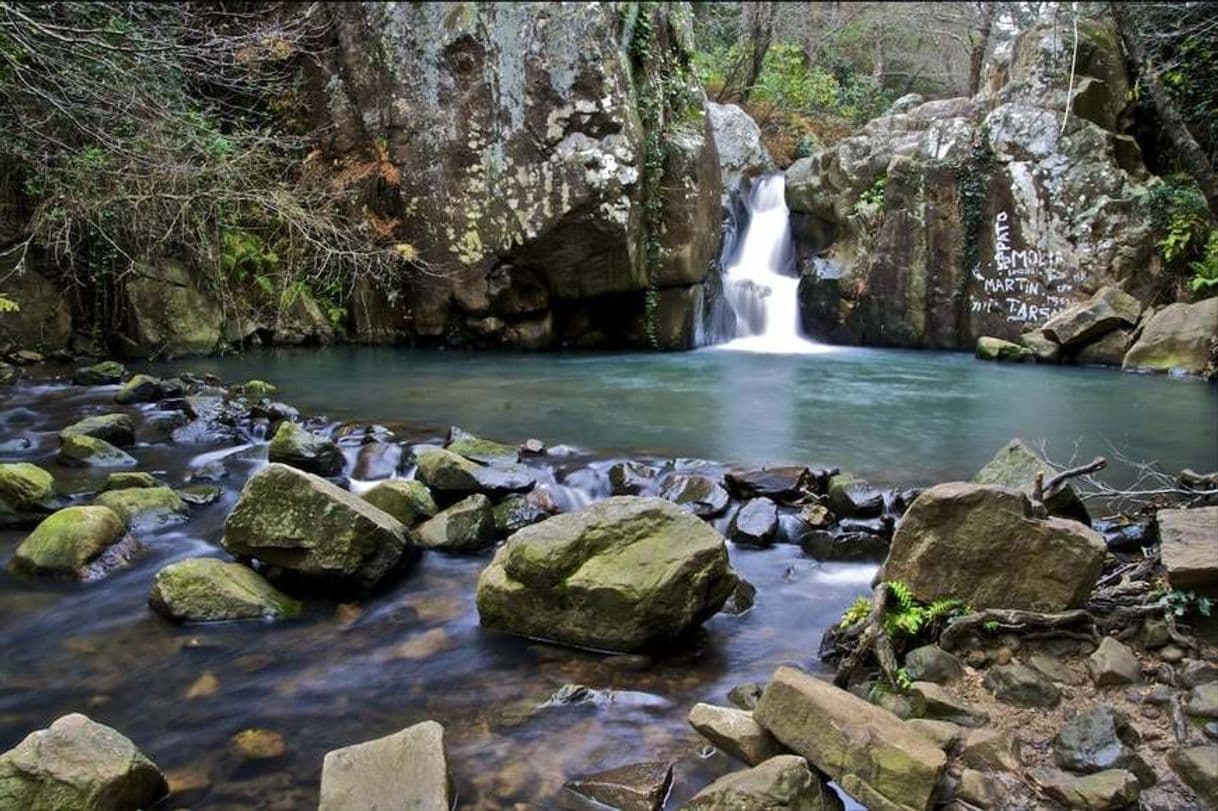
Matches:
[[833, 583, 899, 688], [1032, 456, 1106, 505], [939, 608, 1098, 651]]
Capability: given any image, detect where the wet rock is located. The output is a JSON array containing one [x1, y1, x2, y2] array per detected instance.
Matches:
[[10, 505, 133, 579], [725, 466, 821, 503], [414, 494, 495, 552], [0, 361, 14, 385], [476, 497, 737, 652], [1123, 297, 1218, 376], [904, 645, 963, 685], [58, 434, 137, 468], [974, 438, 1090, 523], [826, 474, 883, 518], [114, 373, 162, 404], [1086, 637, 1142, 686], [1053, 707, 1153, 786], [222, 463, 415, 591], [883, 482, 1105, 611], [798, 503, 833, 529], [728, 682, 767, 711], [0, 462, 55, 519], [351, 442, 402, 480], [318, 720, 451, 811], [1094, 517, 1154, 553], [445, 428, 520, 466], [522, 438, 545, 455], [1074, 328, 1131, 366], [102, 471, 159, 491], [229, 728, 285, 761], [984, 662, 1062, 708], [149, 557, 302, 622], [911, 682, 989, 726], [721, 577, 757, 615], [233, 379, 277, 399], [566, 760, 673, 811], [800, 530, 888, 561], [73, 361, 127, 386], [729, 498, 778, 546], [609, 460, 660, 496], [1019, 330, 1062, 363], [658, 473, 730, 518], [0, 713, 167, 811], [1185, 682, 1218, 718], [906, 719, 964, 752], [1030, 767, 1141, 810], [94, 486, 187, 530], [177, 484, 221, 506], [267, 421, 345, 477], [361, 480, 437, 527], [1158, 506, 1218, 592], [1041, 286, 1142, 350], [492, 493, 550, 535], [754, 665, 945, 811], [688, 704, 784, 766], [959, 728, 1020, 772], [60, 414, 137, 449], [976, 335, 1033, 362], [416, 447, 535, 498], [681, 755, 842, 811], [1167, 746, 1218, 806]]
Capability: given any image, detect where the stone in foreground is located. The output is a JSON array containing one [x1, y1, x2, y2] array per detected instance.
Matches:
[[476, 496, 737, 652], [566, 760, 673, 811], [149, 557, 302, 622], [0, 462, 55, 517], [882, 482, 1105, 611], [11, 506, 133, 579], [267, 421, 345, 477], [688, 703, 784, 766], [1086, 638, 1142, 687], [1031, 767, 1141, 810], [754, 665, 945, 811], [1158, 506, 1218, 594], [0, 713, 167, 811], [1168, 746, 1218, 806], [681, 754, 843, 811], [318, 720, 451, 811], [729, 498, 779, 546], [222, 463, 415, 590]]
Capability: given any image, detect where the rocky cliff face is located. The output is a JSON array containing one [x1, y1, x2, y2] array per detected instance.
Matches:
[[319, 2, 721, 350], [787, 21, 1160, 349]]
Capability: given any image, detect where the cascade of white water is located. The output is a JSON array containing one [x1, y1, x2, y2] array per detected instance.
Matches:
[[712, 174, 829, 354]]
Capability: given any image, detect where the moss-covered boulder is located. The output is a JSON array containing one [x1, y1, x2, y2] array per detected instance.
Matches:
[[94, 487, 188, 530], [0, 462, 55, 517], [415, 448, 535, 498], [149, 557, 302, 622], [10, 506, 133, 579], [976, 336, 1033, 362], [1122, 297, 1218, 376], [0, 713, 167, 811], [476, 496, 738, 652], [445, 428, 520, 466], [73, 361, 126, 386], [974, 438, 1089, 523], [114, 374, 162, 405], [101, 471, 159, 491], [682, 755, 841, 811], [59, 413, 136, 447], [234, 379, 278, 399], [361, 480, 437, 526], [267, 421, 345, 477], [57, 435, 137, 468], [221, 463, 415, 590], [415, 494, 495, 552], [884, 482, 1106, 612]]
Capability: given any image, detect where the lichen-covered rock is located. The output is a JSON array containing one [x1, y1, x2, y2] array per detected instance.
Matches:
[[1123, 297, 1218, 375], [707, 102, 775, 193], [59, 413, 136, 447], [73, 361, 126, 386], [221, 463, 415, 590], [492, 493, 551, 535], [681, 755, 842, 811], [974, 438, 1089, 523], [267, 421, 345, 477], [476, 496, 737, 652], [113, 374, 162, 405], [149, 557, 302, 622], [361, 479, 437, 526], [319, 721, 452, 811], [0, 462, 55, 517], [101, 472, 159, 491], [445, 429, 519, 466], [120, 260, 222, 358], [753, 665, 946, 811], [57, 434, 137, 468], [688, 703, 784, 766], [94, 486, 188, 530], [658, 473, 731, 518], [10, 506, 132, 579], [414, 494, 495, 552], [976, 336, 1032, 362], [884, 482, 1105, 611], [1041, 286, 1142, 349], [1158, 506, 1218, 593], [415, 448, 535, 498], [0, 713, 167, 811], [1030, 767, 1141, 811]]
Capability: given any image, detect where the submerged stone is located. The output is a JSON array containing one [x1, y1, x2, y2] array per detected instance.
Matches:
[[566, 761, 673, 811]]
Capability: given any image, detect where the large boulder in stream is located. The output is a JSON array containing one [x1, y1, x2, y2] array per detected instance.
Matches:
[[1122, 297, 1218, 376], [883, 482, 1105, 612], [59, 413, 136, 447], [475, 496, 738, 652], [0, 462, 55, 521], [11, 506, 134, 579], [415, 448, 535, 499], [221, 463, 416, 590], [974, 438, 1089, 523], [149, 557, 302, 622], [707, 102, 775, 193], [0, 713, 168, 811], [754, 666, 946, 811]]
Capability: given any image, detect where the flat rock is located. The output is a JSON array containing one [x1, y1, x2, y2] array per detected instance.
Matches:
[[680, 754, 842, 811], [983, 662, 1062, 708], [754, 665, 946, 811], [74, 360, 126, 385], [566, 760, 673, 811], [58, 434, 137, 468], [1042, 286, 1141, 349], [416, 447, 535, 497], [827, 473, 883, 518], [414, 493, 495, 552], [94, 486, 188, 530], [911, 681, 989, 726], [959, 728, 1020, 773], [0, 713, 167, 810], [1030, 767, 1141, 810], [725, 467, 819, 502], [688, 703, 784, 766], [905, 719, 964, 752], [318, 721, 451, 811], [1167, 746, 1218, 806], [658, 473, 730, 518], [445, 429, 520, 466], [1158, 506, 1218, 594], [150, 557, 302, 622], [1086, 637, 1142, 687], [729, 498, 779, 546]]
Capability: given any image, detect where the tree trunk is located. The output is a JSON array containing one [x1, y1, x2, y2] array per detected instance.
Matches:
[[872, 19, 885, 83], [739, 2, 774, 103], [1112, 3, 1218, 217], [967, 2, 995, 96]]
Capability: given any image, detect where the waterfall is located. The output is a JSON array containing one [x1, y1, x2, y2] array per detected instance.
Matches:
[[705, 173, 829, 354]]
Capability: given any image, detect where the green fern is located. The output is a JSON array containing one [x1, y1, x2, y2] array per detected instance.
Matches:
[[0, 295, 19, 313], [839, 596, 871, 629]]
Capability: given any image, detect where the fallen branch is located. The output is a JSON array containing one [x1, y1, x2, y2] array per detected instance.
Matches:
[[1032, 456, 1106, 504], [939, 609, 1098, 651]]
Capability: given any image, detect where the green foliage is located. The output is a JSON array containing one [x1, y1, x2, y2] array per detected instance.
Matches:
[[0, 295, 19, 313], [840, 595, 871, 629], [882, 580, 969, 640], [894, 666, 913, 692], [792, 133, 820, 160], [852, 173, 887, 219], [1161, 587, 1213, 619], [221, 231, 280, 285], [1189, 232, 1218, 294], [1139, 174, 1216, 295]]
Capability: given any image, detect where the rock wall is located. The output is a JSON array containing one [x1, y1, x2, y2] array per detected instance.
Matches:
[[319, 1, 722, 350], [788, 21, 1161, 349]]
